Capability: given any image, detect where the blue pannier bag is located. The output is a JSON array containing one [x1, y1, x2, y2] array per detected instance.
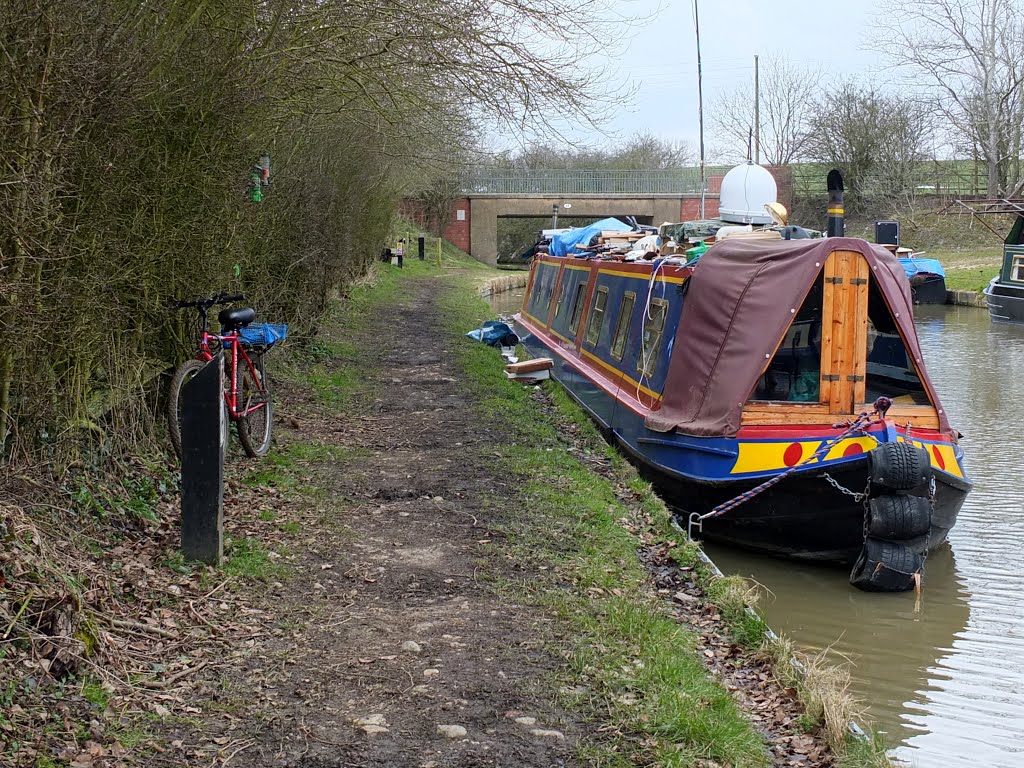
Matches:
[[238, 323, 288, 349]]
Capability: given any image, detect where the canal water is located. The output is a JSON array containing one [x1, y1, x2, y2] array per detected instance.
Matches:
[[490, 288, 1024, 765], [708, 304, 1024, 768]]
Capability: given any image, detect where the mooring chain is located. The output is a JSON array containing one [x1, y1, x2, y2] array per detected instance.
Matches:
[[687, 408, 884, 538], [822, 472, 870, 503]]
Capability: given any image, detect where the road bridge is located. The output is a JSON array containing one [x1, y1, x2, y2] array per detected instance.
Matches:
[[401, 167, 792, 265]]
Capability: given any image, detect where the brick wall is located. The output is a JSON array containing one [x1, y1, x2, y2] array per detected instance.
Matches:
[[443, 198, 470, 252], [680, 197, 720, 220], [398, 197, 471, 253], [766, 165, 794, 212]]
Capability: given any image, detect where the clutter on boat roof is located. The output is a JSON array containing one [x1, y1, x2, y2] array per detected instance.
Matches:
[[532, 162, 821, 267]]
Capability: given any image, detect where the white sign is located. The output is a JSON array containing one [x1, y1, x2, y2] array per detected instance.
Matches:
[[456, 209, 466, 221]]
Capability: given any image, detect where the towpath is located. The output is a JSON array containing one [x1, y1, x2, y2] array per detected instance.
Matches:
[[145, 268, 840, 767]]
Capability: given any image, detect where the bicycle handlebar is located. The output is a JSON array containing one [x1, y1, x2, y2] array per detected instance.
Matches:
[[168, 291, 246, 310]]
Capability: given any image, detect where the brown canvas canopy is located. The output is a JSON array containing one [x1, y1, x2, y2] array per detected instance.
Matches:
[[644, 237, 950, 437]]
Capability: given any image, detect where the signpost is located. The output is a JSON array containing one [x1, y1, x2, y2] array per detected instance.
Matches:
[[180, 354, 225, 565]]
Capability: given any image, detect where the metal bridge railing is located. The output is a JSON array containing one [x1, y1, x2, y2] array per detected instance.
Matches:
[[461, 167, 732, 196]]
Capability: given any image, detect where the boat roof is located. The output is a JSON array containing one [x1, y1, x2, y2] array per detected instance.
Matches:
[[645, 237, 950, 437]]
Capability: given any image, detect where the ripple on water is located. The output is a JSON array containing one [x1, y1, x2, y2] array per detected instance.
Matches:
[[707, 305, 1024, 767]]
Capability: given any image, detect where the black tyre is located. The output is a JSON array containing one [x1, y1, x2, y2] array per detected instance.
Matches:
[[849, 538, 923, 592], [168, 359, 229, 461], [867, 494, 932, 540], [236, 352, 272, 457], [902, 533, 931, 556], [868, 442, 933, 495]]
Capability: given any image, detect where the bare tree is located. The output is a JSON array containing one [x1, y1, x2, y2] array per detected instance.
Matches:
[[495, 132, 693, 170], [711, 55, 821, 166], [873, 0, 1024, 196], [806, 82, 934, 211], [608, 132, 694, 169]]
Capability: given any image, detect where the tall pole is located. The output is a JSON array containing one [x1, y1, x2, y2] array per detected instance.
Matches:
[[754, 55, 760, 165], [694, 0, 706, 218]]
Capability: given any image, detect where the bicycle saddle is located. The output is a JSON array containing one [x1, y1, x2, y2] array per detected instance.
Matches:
[[218, 306, 256, 331]]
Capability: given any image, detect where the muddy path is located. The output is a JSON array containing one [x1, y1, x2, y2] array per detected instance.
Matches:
[[155, 279, 584, 767]]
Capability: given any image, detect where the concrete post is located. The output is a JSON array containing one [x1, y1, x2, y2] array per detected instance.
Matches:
[[180, 354, 225, 565]]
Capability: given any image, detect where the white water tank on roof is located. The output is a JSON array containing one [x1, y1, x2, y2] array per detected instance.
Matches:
[[719, 162, 777, 225]]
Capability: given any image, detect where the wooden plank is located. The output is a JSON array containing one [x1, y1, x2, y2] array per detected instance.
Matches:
[[741, 403, 940, 428], [819, 254, 837, 407], [832, 251, 855, 414], [850, 254, 870, 406], [506, 358, 554, 374], [881, 406, 941, 429], [741, 404, 840, 426]]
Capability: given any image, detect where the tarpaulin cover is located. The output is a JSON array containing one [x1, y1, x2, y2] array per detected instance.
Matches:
[[466, 320, 518, 346], [644, 237, 950, 437], [899, 257, 946, 278], [547, 217, 632, 257]]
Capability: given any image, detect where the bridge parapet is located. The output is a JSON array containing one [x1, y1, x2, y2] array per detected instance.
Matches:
[[462, 167, 732, 196]]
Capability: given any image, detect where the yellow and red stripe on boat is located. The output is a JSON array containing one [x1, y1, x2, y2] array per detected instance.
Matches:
[[730, 435, 963, 477]]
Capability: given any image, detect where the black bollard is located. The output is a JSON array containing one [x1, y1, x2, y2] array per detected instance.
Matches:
[[826, 169, 845, 238], [180, 354, 225, 565], [418, 236, 425, 260]]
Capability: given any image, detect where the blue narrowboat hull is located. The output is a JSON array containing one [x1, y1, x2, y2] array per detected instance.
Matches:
[[514, 255, 970, 565]]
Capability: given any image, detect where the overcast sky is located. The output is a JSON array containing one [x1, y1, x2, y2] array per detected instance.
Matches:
[[510, 0, 887, 158]]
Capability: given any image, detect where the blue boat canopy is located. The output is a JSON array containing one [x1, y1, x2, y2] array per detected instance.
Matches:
[[548, 217, 632, 257], [899, 257, 945, 279]]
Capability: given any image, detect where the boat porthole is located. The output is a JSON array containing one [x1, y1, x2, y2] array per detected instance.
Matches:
[[783, 442, 803, 467], [932, 445, 946, 470], [843, 442, 864, 458]]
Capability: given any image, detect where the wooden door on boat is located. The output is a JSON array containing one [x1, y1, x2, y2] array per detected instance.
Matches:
[[820, 250, 869, 415]]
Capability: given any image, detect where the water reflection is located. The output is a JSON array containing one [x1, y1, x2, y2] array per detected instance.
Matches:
[[703, 544, 970, 748], [487, 285, 525, 317], [710, 305, 1024, 767]]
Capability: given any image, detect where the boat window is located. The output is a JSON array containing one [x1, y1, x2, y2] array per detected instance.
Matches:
[[1011, 254, 1024, 282], [865, 281, 929, 404], [752, 278, 823, 402], [637, 299, 669, 376], [553, 275, 566, 320], [568, 283, 587, 335], [610, 292, 636, 360], [529, 265, 556, 319], [586, 287, 608, 345]]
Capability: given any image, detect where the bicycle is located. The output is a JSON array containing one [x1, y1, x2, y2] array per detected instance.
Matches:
[[167, 291, 286, 459]]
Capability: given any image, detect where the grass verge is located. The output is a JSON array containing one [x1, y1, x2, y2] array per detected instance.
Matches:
[[433, 251, 892, 767]]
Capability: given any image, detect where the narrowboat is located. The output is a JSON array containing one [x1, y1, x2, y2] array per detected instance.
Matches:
[[899, 253, 948, 304], [514, 200, 972, 591], [983, 211, 1024, 323]]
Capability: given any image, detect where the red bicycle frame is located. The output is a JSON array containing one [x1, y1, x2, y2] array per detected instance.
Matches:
[[196, 329, 265, 420]]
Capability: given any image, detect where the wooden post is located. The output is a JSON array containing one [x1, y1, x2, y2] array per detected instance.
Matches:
[[437, 237, 442, 267], [180, 354, 225, 565]]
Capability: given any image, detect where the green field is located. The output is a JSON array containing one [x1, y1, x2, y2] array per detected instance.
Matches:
[[921, 247, 1001, 292]]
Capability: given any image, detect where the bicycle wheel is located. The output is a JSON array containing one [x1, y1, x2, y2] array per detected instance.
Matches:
[[236, 351, 272, 457], [168, 359, 229, 461]]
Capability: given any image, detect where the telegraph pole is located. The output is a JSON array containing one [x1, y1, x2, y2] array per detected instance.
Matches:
[[694, 0, 706, 218], [754, 55, 760, 165]]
